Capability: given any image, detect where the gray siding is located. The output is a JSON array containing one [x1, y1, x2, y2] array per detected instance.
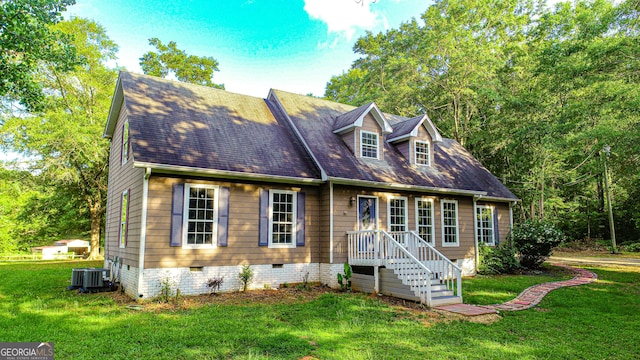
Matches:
[[330, 184, 480, 263], [144, 176, 321, 268], [104, 105, 144, 267]]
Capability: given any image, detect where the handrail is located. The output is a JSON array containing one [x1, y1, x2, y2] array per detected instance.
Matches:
[[347, 230, 462, 305], [379, 230, 433, 275], [407, 231, 462, 272]]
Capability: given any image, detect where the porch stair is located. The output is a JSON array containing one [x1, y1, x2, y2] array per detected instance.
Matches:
[[385, 258, 462, 306], [347, 230, 463, 307]]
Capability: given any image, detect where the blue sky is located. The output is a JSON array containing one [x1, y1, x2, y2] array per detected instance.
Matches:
[[66, 0, 431, 97]]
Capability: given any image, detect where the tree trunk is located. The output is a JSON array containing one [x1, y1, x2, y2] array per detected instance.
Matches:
[[88, 201, 102, 259]]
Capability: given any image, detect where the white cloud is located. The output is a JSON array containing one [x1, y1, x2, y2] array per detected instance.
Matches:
[[304, 0, 386, 39]]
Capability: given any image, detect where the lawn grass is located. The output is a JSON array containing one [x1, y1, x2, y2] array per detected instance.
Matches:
[[0, 260, 638, 359]]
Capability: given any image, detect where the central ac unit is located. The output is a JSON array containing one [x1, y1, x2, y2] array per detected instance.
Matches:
[[67, 268, 90, 290], [83, 268, 110, 289]]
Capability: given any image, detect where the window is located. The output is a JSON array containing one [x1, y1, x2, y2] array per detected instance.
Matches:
[[388, 197, 408, 233], [360, 130, 379, 159], [415, 198, 434, 244], [415, 140, 431, 166], [441, 200, 459, 246], [269, 190, 296, 248], [121, 121, 129, 165], [183, 184, 218, 248], [119, 189, 129, 248], [476, 205, 495, 245]]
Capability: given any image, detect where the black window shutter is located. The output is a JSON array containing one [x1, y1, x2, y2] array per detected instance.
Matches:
[[258, 189, 269, 246], [493, 208, 500, 245], [296, 192, 306, 246], [217, 187, 230, 247], [170, 183, 185, 247]]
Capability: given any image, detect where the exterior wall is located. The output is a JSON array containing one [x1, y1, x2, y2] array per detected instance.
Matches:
[[137, 263, 320, 298], [331, 184, 479, 264], [318, 183, 332, 263], [143, 176, 321, 269], [104, 105, 144, 268], [320, 263, 344, 288], [476, 201, 512, 244]]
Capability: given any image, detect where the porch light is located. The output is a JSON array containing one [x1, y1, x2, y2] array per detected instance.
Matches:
[[349, 196, 356, 206]]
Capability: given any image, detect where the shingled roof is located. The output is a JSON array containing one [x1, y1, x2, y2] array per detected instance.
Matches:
[[104, 72, 516, 200], [269, 90, 517, 200], [104, 72, 321, 181]]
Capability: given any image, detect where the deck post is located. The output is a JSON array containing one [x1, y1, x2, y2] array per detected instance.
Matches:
[[374, 266, 379, 293]]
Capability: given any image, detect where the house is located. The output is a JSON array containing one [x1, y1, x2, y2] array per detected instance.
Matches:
[[103, 72, 517, 306], [31, 239, 90, 259], [54, 239, 91, 256]]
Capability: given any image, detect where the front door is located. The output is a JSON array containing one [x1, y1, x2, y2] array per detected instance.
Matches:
[[357, 196, 378, 253], [358, 196, 378, 231]]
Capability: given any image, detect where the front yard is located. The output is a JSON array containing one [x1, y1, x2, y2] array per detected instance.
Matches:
[[0, 260, 638, 359]]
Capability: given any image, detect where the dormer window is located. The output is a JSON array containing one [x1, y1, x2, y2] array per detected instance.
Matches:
[[360, 130, 379, 159], [415, 140, 431, 166]]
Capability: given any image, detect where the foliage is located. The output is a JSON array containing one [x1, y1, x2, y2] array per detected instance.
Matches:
[[478, 242, 520, 275], [326, 0, 640, 241], [2, 261, 640, 359], [238, 264, 253, 291], [0, 18, 117, 258], [0, 0, 80, 111], [157, 275, 177, 303], [510, 220, 565, 269], [624, 243, 640, 253], [337, 262, 352, 291], [139, 38, 224, 89], [206, 276, 224, 295]]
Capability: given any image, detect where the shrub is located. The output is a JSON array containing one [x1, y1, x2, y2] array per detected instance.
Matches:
[[478, 242, 520, 275], [206, 276, 224, 295], [510, 220, 565, 269], [624, 242, 640, 253], [238, 265, 254, 291], [337, 262, 352, 291]]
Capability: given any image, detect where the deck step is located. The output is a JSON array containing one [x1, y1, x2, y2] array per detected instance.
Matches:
[[428, 295, 463, 307]]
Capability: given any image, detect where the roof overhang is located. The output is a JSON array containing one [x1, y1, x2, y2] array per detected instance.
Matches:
[[103, 73, 124, 139], [333, 103, 393, 135], [388, 114, 443, 143], [328, 176, 487, 197], [134, 161, 324, 185]]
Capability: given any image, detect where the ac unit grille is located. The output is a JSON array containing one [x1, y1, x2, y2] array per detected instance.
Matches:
[[71, 268, 89, 287]]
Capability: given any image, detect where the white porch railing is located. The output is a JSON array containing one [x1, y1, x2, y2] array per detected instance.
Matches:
[[346, 230, 462, 306], [391, 231, 462, 298]]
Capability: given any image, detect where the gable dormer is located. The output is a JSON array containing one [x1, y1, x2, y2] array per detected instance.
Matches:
[[388, 114, 442, 167], [333, 102, 393, 160]]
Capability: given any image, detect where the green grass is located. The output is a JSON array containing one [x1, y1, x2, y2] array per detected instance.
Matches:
[[1, 261, 639, 359], [463, 265, 575, 305]]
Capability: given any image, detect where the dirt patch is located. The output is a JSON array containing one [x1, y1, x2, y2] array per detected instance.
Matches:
[[110, 285, 492, 324]]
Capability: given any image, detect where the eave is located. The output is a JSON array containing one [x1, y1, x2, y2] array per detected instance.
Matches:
[[103, 73, 124, 139], [134, 161, 324, 185]]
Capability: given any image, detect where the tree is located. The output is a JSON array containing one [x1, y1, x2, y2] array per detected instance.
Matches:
[[0, 0, 80, 111], [0, 18, 118, 258], [326, 0, 640, 243], [139, 38, 224, 89]]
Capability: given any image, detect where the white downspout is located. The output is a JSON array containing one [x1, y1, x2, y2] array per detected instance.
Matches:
[[473, 195, 482, 273], [509, 201, 515, 231], [329, 181, 334, 264], [137, 168, 151, 298]]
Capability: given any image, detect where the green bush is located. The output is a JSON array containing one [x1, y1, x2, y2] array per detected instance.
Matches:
[[624, 242, 640, 253], [510, 220, 565, 269], [478, 242, 520, 275]]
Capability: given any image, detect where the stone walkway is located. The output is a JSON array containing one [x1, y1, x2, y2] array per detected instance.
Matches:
[[435, 264, 598, 316]]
